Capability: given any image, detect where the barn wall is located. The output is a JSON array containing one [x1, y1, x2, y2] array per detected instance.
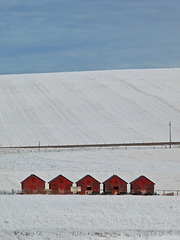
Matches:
[[49, 177, 73, 194], [77, 176, 100, 194], [131, 177, 154, 195], [22, 176, 45, 194], [103, 177, 127, 194]]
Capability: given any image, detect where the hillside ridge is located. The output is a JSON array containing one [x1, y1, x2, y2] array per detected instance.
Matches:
[[0, 68, 180, 145]]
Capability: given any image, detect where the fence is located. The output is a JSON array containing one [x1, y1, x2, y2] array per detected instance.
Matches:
[[156, 190, 180, 196], [1, 189, 180, 196], [0, 141, 180, 150]]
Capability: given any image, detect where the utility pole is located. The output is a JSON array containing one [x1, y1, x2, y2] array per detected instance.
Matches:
[[169, 122, 172, 148]]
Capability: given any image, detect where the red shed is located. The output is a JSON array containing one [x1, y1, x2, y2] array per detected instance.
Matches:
[[76, 175, 100, 195], [49, 175, 73, 194], [130, 175, 155, 195], [103, 175, 127, 195], [21, 174, 45, 194]]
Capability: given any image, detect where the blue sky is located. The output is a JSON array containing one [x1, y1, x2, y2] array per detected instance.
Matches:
[[0, 0, 180, 75]]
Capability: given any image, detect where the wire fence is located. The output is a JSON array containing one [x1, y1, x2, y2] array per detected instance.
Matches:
[[0, 141, 180, 150], [1, 189, 180, 196]]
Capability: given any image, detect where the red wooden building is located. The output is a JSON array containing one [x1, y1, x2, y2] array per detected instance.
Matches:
[[21, 174, 45, 194], [103, 175, 127, 195], [76, 175, 100, 195], [130, 175, 155, 195], [48, 175, 73, 194]]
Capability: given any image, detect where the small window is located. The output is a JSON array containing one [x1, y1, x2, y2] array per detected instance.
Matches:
[[114, 186, 118, 190], [87, 186, 91, 190]]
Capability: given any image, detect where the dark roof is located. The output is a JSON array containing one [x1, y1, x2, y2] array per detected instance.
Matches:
[[21, 174, 45, 183], [48, 174, 73, 184], [76, 174, 100, 184], [130, 175, 155, 185], [103, 175, 127, 184]]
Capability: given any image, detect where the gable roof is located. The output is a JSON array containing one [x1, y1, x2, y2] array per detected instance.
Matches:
[[103, 175, 127, 184], [76, 174, 100, 184], [21, 174, 45, 183], [48, 174, 73, 184], [130, 175, 155, 185]]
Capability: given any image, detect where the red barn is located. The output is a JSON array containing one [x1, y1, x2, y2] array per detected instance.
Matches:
[[76, 175, 100, 195], [49, 175, 73, 194], [130, 175, 155, 195], [21, 174, 45, 194], [103, 175, 127, 195]]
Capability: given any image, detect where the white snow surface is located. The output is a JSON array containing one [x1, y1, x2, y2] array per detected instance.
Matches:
[[1, 68, 180, 240], [0, 68, 180, 145], [1, 195, 180, 240], [1, 147, 180, 192]]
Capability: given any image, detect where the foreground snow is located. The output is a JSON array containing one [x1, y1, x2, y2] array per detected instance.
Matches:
[[1, 146, 180, 239], [1, 195, 180, 240], [1, 146, 180, 240]]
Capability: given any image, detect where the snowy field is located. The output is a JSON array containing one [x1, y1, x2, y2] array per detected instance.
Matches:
[[0, 68, 180, 146], [1, 146, 180, 240], [0, 147, 180, 192], [1, 195, 180, 240], [0, 68, 180, 239]]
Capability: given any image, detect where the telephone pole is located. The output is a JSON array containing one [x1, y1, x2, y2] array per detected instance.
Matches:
[[169, 122, 172, 148]]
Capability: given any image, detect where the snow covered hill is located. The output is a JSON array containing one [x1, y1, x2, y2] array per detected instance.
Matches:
[[0, 68, 180, 146], [1, 68, 180, 240]]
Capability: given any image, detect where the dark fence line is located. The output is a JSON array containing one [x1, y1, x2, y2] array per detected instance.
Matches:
[[0, 141, 180, 150], [1, 189, 180, 196]]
